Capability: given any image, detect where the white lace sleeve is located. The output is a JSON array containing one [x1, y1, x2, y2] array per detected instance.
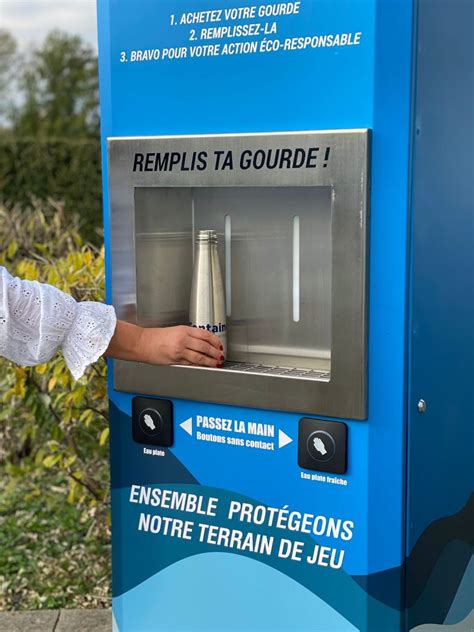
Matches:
[[0, 266, 117, 380]]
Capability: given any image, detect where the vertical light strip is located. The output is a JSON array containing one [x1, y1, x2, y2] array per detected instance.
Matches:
[[225, 214, 232, 316], [293, 215, 300, 322]]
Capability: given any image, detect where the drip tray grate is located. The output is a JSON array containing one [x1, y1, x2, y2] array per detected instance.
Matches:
[[222, 362, 330, 381]]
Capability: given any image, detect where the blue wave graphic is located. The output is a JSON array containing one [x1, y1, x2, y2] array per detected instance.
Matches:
[[114, 552, 358, 632]]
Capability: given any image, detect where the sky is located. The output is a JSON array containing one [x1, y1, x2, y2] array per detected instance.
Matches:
[[0, 0, 98, 51]]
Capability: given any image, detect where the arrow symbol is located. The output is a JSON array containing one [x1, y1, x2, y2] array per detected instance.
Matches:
[[180, 417, 193, 436], [278, 429, 293, 449]]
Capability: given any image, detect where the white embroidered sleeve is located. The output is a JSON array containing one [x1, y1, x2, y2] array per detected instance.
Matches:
[[0, 266, 117, 380]]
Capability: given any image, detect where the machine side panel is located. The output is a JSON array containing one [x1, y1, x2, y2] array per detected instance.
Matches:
[[406, 0, 474, 629]]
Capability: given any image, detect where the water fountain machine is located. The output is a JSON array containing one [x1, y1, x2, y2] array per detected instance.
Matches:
[[97, 1, 473, 630]]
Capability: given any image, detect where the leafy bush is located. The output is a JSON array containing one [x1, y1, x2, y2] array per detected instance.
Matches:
[[0, 468, 110, 610], [0, 200, 111, 609], [0, 138, 102, 242]]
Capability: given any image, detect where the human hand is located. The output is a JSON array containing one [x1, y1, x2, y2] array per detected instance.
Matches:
[[105, 321, 225, 368], [140, 325, 224, 368]]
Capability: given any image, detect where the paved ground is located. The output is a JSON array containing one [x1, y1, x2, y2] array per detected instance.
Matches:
[[0, 609, 111, 632], [1, 609, 473, 631]]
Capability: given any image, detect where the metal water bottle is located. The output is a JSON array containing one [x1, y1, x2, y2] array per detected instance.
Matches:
[[189, 229, 227, 357]]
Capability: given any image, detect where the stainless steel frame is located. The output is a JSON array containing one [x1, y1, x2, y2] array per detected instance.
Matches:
[[108, 130, 369, 419]]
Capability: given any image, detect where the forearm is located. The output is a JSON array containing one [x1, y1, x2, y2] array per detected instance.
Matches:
[[104, 320, 151, 363]]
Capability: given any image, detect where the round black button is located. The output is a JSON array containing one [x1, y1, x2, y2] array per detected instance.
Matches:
[[139, 408, 163, 436], [307, 430, 336, 462]]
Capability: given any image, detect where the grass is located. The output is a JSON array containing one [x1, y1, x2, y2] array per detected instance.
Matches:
[[0, 465, 111, 611]]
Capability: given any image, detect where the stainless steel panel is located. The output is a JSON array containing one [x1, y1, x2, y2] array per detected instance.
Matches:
[[135, 188, 192, 326], [108, 130, 369, 419]]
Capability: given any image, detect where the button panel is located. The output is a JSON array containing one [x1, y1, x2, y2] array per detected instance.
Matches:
[[132, 397, 173, 447], [298, 417, 347, 474]]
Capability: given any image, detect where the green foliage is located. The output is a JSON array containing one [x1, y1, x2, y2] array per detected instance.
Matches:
[[0, 202, 111, 598], [0, 29, 103, 239], [0, 138, 103, 242], [0, 28, 108, 609], [11, 30, 99, 139], [0, 29, 17, 118]]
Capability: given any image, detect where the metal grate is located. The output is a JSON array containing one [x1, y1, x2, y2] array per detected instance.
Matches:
[[222, 362, 330, 381]]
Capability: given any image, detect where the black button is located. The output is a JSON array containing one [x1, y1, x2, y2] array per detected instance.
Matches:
[[132, 397, 173, 447], [298, 418, 347, 474]]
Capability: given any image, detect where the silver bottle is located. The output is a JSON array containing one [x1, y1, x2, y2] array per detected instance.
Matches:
[[189, 229, 227, 357]]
